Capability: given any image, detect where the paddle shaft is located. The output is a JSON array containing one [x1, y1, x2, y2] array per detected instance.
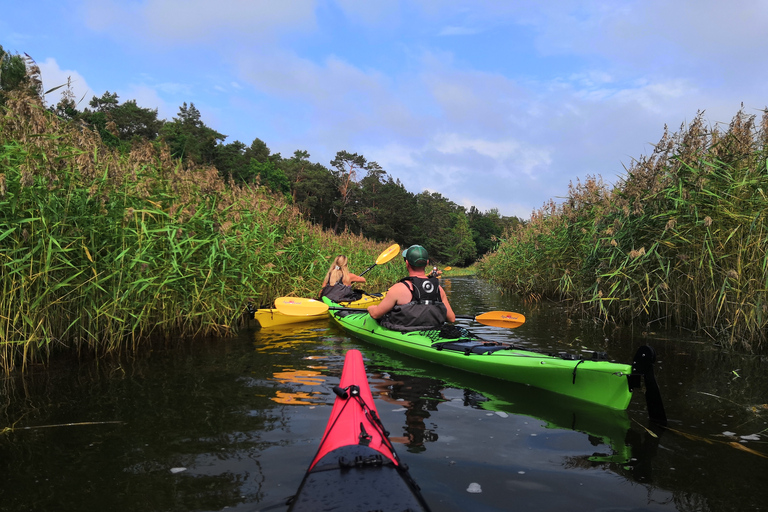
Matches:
[[358, 264, 376, 278]]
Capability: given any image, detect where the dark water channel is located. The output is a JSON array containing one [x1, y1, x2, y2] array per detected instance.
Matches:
[[2, 277, 767, 511]]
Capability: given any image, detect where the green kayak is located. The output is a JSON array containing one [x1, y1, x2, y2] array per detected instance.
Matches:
[[322, 297, 664, 415]]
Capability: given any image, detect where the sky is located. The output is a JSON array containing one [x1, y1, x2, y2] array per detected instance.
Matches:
[[4, 1, 768, 219]]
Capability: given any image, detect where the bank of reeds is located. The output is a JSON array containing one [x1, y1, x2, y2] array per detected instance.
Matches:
[[479, 107, 768, 352], [0, 92, 397, 373]]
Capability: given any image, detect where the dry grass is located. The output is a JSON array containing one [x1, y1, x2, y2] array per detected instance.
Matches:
[[479, 107, 768, 352]]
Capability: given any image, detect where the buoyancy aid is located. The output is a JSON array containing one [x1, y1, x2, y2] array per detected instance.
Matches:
[[320, 281, 362, 303], [379, 276, 447, 332]]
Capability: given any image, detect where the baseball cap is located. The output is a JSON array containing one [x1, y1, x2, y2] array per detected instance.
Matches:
[[402, 245, 429, 268]]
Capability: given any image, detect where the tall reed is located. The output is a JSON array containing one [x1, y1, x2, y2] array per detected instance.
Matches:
[[0, 92, 394, 373], [479, 108, 768, 352]]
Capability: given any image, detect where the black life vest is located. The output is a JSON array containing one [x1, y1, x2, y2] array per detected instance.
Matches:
[[379, 276, 447, 332], [320, 281, 362, 303]]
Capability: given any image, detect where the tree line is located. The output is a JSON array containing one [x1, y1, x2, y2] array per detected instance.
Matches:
[[1, 44, 521, 266]]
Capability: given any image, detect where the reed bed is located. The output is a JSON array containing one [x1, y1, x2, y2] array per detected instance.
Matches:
[[0, 92, 394, 373], [479, 108, 768, 352]]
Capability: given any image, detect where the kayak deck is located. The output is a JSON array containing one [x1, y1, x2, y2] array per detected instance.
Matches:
[[288, 349, 430, 511], [253, 292, 385, 328], [325, 300, 641, 410]]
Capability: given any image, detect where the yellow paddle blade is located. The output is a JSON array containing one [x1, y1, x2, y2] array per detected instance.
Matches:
[[274, 297, 330, 316], [375, 243, 401, 265], [474, 311, 525, 329], [443, 267, 452, 271]]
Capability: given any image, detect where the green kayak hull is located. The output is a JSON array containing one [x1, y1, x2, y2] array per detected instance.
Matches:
[[324, 298, 635, 410]]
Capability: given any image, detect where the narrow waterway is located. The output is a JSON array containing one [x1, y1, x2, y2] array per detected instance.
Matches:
[[1, 276, 766, 511]]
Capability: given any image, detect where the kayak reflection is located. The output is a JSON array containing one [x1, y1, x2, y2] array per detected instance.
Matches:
[[364, 352, 640, 464]]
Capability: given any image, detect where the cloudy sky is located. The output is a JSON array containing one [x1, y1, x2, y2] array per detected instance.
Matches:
[[4, 1, 767, 218]]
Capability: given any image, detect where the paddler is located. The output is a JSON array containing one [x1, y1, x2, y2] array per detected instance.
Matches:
[[319, 255, 366, 302], [367, 245, 455, 331]]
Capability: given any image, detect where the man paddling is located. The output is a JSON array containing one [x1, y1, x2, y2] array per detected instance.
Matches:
[[367, 245, 455, 331]]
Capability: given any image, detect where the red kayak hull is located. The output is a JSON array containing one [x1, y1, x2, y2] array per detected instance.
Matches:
[[287, 349, 431, 511], [308, 349, 397, 469]]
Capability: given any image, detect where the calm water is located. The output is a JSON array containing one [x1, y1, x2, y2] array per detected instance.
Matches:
[[2, 277, 767, 512]]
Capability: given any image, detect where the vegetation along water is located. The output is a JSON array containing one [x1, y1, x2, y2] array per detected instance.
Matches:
[[479, 108, 768, 353], [0, 77, 401, 373], [2, 43, 768, 511], [1, 47, 509, 373]]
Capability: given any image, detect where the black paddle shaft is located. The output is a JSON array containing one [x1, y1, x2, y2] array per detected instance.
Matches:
[[632, 345, 667, 426]]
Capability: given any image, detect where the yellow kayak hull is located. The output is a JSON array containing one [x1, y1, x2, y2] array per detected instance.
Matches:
[[253, 292, 385, 328]]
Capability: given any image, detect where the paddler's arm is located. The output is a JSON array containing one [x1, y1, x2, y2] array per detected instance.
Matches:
[[367, 282, 407, 319], [348, 272, 366, 284], [440, 286, 456, 322]]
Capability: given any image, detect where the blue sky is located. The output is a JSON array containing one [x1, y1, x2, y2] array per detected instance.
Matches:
[[4, 1, 768, 218]]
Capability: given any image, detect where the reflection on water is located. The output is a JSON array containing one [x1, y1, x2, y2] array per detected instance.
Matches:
[[270, 390, 324, 405], [268, 368, 327, 405], [1, 277, 767, 512]]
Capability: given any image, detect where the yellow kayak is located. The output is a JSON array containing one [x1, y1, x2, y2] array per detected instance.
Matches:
[[252, 292, 385, 328]]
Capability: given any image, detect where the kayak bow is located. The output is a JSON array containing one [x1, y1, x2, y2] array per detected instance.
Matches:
[[287, 349, 431, 511]]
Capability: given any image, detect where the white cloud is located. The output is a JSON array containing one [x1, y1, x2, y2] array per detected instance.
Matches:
[[37, 58, 91, 108], [121, 84, 175, 119], [83, 0, 317, 43]]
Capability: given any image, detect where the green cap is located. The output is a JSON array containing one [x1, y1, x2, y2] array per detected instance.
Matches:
[[402, 245, 429, 268]]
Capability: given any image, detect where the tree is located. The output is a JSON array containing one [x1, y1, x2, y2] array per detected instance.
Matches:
[[77, 91, 162, 149], [159, 102, 225, 164], [329, 151, 368, 234], [249, 159, 290, 196], [447, 212, 478, 266], [214, 140, 248, 182], [468, 206, 503, 257], [284, 152, 339, 229], [244, 138, 271, 163], [357, 168, 419, 243], [0, 45, 41, 105], [412, 191, 470, 264], [282, 150, 312, 204]]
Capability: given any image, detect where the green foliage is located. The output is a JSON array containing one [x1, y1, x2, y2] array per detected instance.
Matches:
[[329, 150, 369, 234], [283, 151, 340, 229], [159, 102, 225, 164], [250, 159, 291, 196], [0, 46, 41, 105], [479, 108, 768, 352], [213, 140, 249, 182], [358, 169, 417, 242], [449, 212, 478, 266], [468, 206, 505, 257], [0, 94, 396, 373]]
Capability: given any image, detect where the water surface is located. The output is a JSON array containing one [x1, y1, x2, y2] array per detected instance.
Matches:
[[2, 277, 766, 511]]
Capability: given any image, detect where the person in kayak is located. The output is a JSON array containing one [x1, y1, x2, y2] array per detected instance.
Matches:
[[319, 255, 366, 302], [367, 245, 455, 331]]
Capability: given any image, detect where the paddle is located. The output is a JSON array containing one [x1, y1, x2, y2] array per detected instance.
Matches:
[[274, 296, 526, 328], [454, 312, 525, 329], [358, 243, 401, 277], [428, 266, 451, 278]]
